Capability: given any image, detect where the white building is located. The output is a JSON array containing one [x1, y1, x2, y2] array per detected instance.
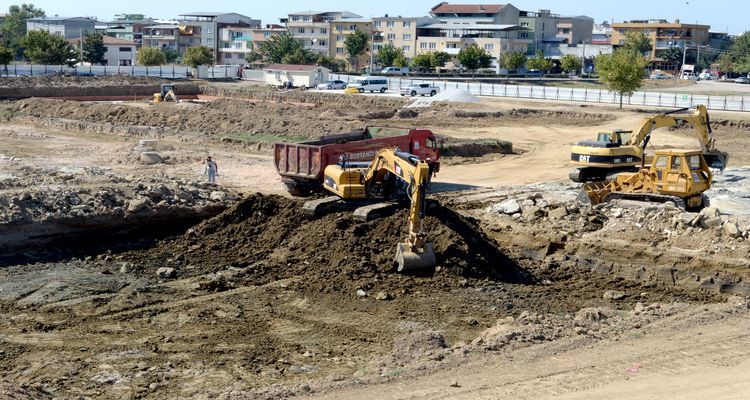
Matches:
[[70, 36, 138, 66], [263, 64, 329, 88], [27, 17, 96, 39]]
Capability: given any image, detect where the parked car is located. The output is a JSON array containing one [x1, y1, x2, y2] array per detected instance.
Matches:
[[381, 66, 409, 76], [399, 83, 440, 97], [735, 77, 750, 84], [649, 71, 670, 80], [525, 69, 542, 77], [345, 77, 389, 93], [698, 72, 713, 80], [316, 80, 346, 90]]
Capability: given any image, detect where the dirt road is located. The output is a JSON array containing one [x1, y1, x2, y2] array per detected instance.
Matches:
[[312, 300, 750, 400]]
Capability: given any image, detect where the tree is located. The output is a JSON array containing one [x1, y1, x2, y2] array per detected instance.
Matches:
[[136, 46, 166, 66], [560, 54, 582, 75], [526, 50, 553, 74], [457, 44, 492, 76], [728, 31, 750, 62], [255, 31, 308, 64], [717, 53, 734, 77], [316, 54, 346, 72], [0, 46, 13, 74], [82, 32, 106, 65], [393, 54, 409, 69], [281, 48, 315, 65], [245, 52, 262, 64], [621, 31, 652, 56], [183, 46, 214, 68], [376, 44, 403, 67], [595, 48, 648, 108], [735, 55, 750, 74], [657, 46, 683, 67], [162, 49, 179, 63], [411, 53, 433, 71], [430, 51, 451, 74], [1, 4, 45, 59], [21, 30, 76, 66], [344, 30, 368, 71], [500, 51, 526, 72]]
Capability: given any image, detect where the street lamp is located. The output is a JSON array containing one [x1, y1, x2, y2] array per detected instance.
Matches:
[[369, 31, 384, 74]]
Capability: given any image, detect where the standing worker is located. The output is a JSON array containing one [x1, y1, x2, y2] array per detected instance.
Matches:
[[204, 156, 218, 184]]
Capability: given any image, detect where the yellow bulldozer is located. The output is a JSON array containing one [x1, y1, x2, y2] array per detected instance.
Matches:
[[580, 148, 712, 211], [304, 148, 435, 272], [570, 105, 728, 183]]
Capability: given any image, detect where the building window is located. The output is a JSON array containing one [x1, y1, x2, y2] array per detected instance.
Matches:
[[318, 39, 326, 46], [205, 38, 213, 44], [291, 15, 300, 22], [387, 33, 396, 40], [403, 34, 411, 40], [519, 32, 528, 39], [119, 47, 132, 52], [336, 24, 344, 31], [420, 42, 427, 49], [205, 27, 213, 34], [374, 21, 381, 27], [336, 47, 344, 54], [386, 21, 395, 27], [320, 28, 327, 34], [234, 42, 242, 49], [303, 16, 311, 22], [349, 25, 357, 31], [520, 22, 529, 27], [336, 35, 343, 41], [484, 44, 494, 50], [502, 44, 507, 50], [264, 32, 271, 38], [403, 21, 411, 27], [429, 43, 436, 49], [298, 27, 305, 34], [402, 45, 410, 51]]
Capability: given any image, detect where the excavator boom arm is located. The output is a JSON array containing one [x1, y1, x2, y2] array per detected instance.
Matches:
[[626, 105, 713, 153]]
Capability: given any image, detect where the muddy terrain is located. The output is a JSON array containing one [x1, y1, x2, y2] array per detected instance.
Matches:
[[0, 77, 748, 399]]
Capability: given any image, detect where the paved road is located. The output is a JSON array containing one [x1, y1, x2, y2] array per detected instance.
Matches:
[[651, 80, 750, 94]]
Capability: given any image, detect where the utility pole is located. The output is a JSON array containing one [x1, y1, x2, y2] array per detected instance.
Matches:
[[682, 43, 687, 67]]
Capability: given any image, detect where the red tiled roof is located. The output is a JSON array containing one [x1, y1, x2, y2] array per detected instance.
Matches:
[[263, 64, 323, 72], [430, 2, 506, 14]]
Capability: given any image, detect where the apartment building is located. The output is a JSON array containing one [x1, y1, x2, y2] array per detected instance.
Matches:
[[329, 18, 373, 69], [178, 12, 260, 60], [218, 27, 254, 65], [420, 3, 529, 70], [27, 17, 96, 39], [142, 24, 180, 52], [287, 11, 360, 55], [371, 15, 437, 58], [519, 9, 593, 53], [102, 16, 156, 49], [592, 22, 613, 44], [429, 2, 520, 25], [611, 19, 710, 60]]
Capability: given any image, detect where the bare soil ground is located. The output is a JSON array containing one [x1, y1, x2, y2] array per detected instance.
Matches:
[[0, 80, 749, 399]]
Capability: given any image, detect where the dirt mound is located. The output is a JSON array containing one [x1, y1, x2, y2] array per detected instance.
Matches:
[[440, 139, 513, 157], [453, 108, 612, 122], [0, 75, 166, 89], [201, 85, 407, 109], [124, 194, 527, 291]]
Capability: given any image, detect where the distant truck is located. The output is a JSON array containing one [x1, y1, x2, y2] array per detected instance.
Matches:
[[381, 67, 410, 76], [274, 126, 440, 195], [399, 83, 441, 97]]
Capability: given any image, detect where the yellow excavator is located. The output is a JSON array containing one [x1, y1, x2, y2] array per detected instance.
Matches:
[[581, 148, 712, 211], [570, 105, 728, 183], [305, 148, 435, 272]]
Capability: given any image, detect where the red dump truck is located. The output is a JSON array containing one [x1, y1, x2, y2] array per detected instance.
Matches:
[[274, 126, 440, 195]]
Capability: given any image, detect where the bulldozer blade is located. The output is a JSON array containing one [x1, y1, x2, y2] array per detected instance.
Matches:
[[575, 187, 593, 206], [395, 242, 436, 272]]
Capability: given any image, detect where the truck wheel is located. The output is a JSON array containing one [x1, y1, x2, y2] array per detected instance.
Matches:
[[379, 87, 387, 93], [358, 88, 364, 93], [430, 90, 436, 96], [410, 91, 417, 97]]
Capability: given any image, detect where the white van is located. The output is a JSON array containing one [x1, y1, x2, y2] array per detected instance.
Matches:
[[347, 77, 389, 93]]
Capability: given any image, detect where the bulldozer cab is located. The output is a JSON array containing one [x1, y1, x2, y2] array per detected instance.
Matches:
[[649, 150, 711, 196]]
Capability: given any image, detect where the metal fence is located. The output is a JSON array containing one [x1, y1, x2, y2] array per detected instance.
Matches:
[[1, 64, 242, 79], [329, 73, 750, 113]]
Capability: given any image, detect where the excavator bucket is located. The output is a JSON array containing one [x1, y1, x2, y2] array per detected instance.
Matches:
[[703, 150, 729, 172], [395, 242, 436, 272]]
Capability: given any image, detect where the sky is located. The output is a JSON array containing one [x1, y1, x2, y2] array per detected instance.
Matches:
[[1, 0, 746, 35]]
